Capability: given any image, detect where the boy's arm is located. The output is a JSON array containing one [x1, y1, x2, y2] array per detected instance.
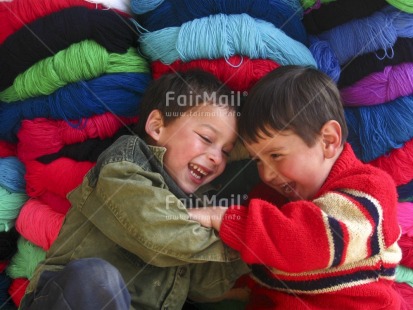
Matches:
[[219, 176, 401, 273], [187, 206, 227, 231], [73, 161, 239, 267], [220, 200, 331, 272]]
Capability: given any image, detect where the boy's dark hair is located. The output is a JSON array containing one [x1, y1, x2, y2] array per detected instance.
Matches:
[[239, 65, 348, 146], [134, 70, 238, 138]]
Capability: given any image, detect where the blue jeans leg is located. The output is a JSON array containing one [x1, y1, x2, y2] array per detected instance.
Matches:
[[21, 258, 131, 310]]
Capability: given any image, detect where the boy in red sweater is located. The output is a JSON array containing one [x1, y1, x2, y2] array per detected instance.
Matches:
[[189, 65, 402, 309]]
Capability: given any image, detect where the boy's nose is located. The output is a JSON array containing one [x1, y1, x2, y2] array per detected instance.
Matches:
[[260, 165, 277, 184], [208, 148, 223, 165]]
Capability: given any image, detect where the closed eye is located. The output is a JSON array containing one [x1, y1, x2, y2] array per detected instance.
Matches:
[[222, 150, 230, 157], [197, 133, 212, 143]]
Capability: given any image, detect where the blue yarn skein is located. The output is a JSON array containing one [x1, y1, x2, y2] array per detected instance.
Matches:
[[311, 6, 413, 65], [140, 14, 316, 67], [383, 5, 413, 38], [309, 37, 341, 82], [0, 157, 26, 193], [0, 72, 151, 142], [345, 94, 413, 162]]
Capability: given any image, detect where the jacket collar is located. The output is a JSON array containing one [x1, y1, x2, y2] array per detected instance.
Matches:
[[148, 144, 167, 165]]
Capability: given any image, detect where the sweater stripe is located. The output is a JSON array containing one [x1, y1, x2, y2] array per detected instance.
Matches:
[[338, 190, 383, 256], [314, 192, 371, 264], [327, 216, 344, 267], [251, 264, 396, 293], [251, 189, 398, 293]]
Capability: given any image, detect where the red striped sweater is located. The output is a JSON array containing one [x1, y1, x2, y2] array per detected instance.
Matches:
[[220, 143, 402, 309]]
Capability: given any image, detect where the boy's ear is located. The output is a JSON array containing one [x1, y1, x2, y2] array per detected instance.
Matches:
[[320, 120, 342, 159], [145, 110, 164, 142]]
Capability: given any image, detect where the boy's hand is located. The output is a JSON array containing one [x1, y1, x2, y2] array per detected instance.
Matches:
[[188, 206, 227, 231], [221, 287, 251, 302]]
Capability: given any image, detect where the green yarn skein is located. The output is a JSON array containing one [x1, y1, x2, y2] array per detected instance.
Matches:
[[0, 40, 149, 103], [0, 186, 28, 232], [300, 0, 336, 9], [386, 0, 413, 13], [396, 265, 413, 287], [6, 237, 46, 280]]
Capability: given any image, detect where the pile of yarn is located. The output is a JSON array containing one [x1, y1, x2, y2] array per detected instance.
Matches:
[[0, 0, 150, 306], [302, 0, 413, 306]]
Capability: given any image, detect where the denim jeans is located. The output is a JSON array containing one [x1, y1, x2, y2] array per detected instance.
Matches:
[[20, 258, 131, 310]]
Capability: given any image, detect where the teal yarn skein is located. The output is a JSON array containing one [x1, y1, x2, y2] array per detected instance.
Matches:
[[131, 0, 164, 14], [140, 13, 316, 67], [0, 186, 28, 232]]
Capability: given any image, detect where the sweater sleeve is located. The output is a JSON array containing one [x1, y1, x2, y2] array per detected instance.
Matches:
[[220, 199, 332, 273], [220, 173, 401, 273]]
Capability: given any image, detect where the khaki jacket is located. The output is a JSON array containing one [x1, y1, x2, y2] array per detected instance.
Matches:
[[25, 135, 249, 310]]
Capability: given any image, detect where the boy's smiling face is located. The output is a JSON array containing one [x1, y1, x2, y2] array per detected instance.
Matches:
[[246, 125, 341, 201], [147, 104, 237, 194]]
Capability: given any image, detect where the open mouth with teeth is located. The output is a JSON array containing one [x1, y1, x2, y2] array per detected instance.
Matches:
[[189, 163, 210, 181], [280, 182, 295, 196], [281, 184, 292, 194]]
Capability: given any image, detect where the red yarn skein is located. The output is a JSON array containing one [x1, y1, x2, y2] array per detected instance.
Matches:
[[369, 139, 413, 186], [16, 198, 64, 251], [152, 56, 280, 92], [8, 278, 29, 308], [399, 234, 413, 269], [25, 158, 94, 199], [0, 140, 16, 157], [17, 114, 137, 163], [0, 0, 106, 44]]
